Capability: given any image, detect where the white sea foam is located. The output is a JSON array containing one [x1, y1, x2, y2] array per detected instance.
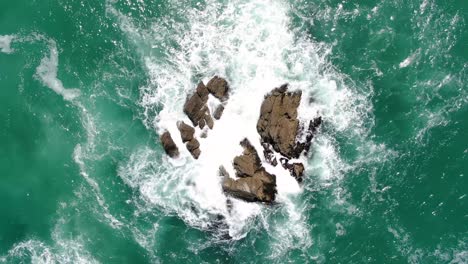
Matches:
[[109, 0, 375, 254], [35, 40, 81, 101], [0, 35, 15, 54], [399, 49, 420, 68], [0, 238, 98, 264]]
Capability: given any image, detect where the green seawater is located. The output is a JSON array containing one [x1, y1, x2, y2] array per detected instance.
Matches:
[[0, 0, 466, 263]]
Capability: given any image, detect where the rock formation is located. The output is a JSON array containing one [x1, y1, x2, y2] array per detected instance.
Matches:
[[257, 84, 302, 159], [186, 138, 201, 159], [221, 139, 276, 203], [178, 121, 195, 142], [183, 82, 212, 129], [183, 76, 229, 131], [160, 131, 179, 158], [257, 84, 322, 182], [160, 78, 321, 204], [177, 121, 201, 159], [206, 76, 229, 101], [213, 105, 224, 120]]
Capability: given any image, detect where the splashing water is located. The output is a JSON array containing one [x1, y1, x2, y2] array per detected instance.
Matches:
[[0, 0, 466, 262], [110, 0, 374, 246]]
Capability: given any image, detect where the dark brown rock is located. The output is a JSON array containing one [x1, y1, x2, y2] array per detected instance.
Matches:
[[185, 138, 201, 159], [262, 143, 277, 167], [213, 105, 224, 120], [196, 82, 209, 100], [233, 139, 261, 177], [199, 119, 206, 129], [183, 83, 213, 129], [186, 138, 200, 151], [222, 169, 276, 203], [222, 139, 276, 203], [206, 76, 229, 101], [290, 163, 305, 182], [160, 131, 179, 158], [279, 157, 289, 170], [257, 85, 322, 182], [177, 121, 195, 142], [184, 92, 206, 127], [257, 85, 302, 159], [191, 148, 201, 159]]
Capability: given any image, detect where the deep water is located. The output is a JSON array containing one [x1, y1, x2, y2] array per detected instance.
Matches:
[[0, 0, 467, 263]]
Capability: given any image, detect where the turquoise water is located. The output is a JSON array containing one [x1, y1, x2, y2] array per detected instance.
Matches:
[[0, 0, 467, 263]]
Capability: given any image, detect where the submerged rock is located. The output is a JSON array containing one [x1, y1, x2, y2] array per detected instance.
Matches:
[[222, 139, 276, 203], [160, 131, 179, 158]]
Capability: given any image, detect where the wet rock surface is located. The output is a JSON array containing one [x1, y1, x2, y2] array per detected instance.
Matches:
[[257, 84, 302, 159], [213, 105, 224, 120], [206, 76, 229, 101], [160, 131, 179, 158], [257, 84, 321, 185], [178, 121, 195, 143], [177, 121, 201, 159], [186, 138, 201, 159], [183, 82, 211, 129], [160, 79, 321, 204], [222, 139, 276, 203]]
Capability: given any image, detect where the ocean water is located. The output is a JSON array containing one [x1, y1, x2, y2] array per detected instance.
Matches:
[[0, 0, 466, 263]]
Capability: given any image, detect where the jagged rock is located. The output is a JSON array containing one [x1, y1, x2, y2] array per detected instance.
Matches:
[[257, 84, 302, 159], [160, 131, 179, 158], [222, 139, 276, 203], [213, 105, 224, 120], [206, 76, 229, 101], [303, 116, 323, 154], [262, 143, 278, 166], [184, 83, 210, 128], [199, 119, 206, 129], [186, 138, 201, 159], [257, 85, 321, 182], [183, 78, 228, 131], [177, 121, 195, 142], [196, 81, 209, 100], [186, 138, 200, 151], [161, 79, 321, 204], [190, 148, 201, 159], [289, 163, 305, 182], [233, 139, 261, 177], [222, 170, 276, 203]]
